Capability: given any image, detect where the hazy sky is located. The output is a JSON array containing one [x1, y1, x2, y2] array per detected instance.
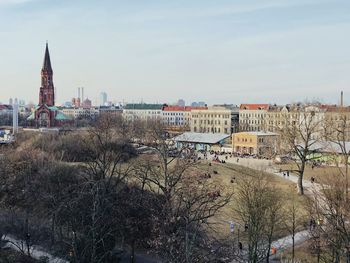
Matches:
[[0, 0, 349, 106]]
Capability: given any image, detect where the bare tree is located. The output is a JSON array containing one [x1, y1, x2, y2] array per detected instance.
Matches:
[[134, 120, 232, 262], [325, 112, 350, 196], [280, 109, 324, 195], [308, 173, 350, 263], [233, 174, 283, 263]]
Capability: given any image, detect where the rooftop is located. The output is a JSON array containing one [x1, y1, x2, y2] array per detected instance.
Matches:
[[301, 140, 350, 154], [0, 105, 13, 110], [234, 131, 279, 136], [173, 132, 230, 144], [240, 104, 269, 110], [163, 106, 207, 112], [124, 103, 165, 110]]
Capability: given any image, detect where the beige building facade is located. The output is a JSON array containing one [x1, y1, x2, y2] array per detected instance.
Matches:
[[239, 104, 269, 132], [190, 107, 233, 135]]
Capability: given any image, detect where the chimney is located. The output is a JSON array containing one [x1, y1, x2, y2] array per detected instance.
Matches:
[[78, 87, 81, 101], [341, 91, 344, 107], [82, 87, 84, 102]]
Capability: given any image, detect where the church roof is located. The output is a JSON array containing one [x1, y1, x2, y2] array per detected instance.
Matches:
[[42, 43, 53, 73], [55, 112, 70, 121], [27, 112, 35, 120], [48, 106, 59, 111]]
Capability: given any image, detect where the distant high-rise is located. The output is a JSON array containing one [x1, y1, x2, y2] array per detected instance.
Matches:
[[177, 99, 185, 107], [100, 92, 108, 106], [191, 101, 206, 107]]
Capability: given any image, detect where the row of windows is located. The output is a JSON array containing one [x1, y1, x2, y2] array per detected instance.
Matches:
[[236, 137, 265, 143], [240, 119, 263, 125], [193, 127, 228, 133], [239, 126, 261, 131], [240, 113, 266, 118], [193, 120, 228, 125], [236, 138, 252, 143], [125, 111, 161, 115], [192, 114, 230, 118], [163, 112, 184, 116]]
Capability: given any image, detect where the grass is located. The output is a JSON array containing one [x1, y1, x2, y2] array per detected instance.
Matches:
[[278, 241, 318, 263], [192, 160, 310, 241], [0, 248, 43, 263], [277, 162, 347, 182]]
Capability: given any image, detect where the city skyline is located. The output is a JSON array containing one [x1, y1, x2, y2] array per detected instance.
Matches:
[[0, 0, 350, 105]]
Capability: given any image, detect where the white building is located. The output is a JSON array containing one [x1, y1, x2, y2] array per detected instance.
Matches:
[[99, 92, 108, 106], [61, 107, 99, 119], [123, 103, 164, 122], [162, 106, 207, 130]]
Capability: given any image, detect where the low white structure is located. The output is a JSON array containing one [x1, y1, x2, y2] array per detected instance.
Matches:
[[0, 129, 13, 144], [173, 132, 230, 151]]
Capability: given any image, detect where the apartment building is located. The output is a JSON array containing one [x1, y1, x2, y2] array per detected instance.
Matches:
[[324, 106, 350, 141], [190, 106, 236, 135], [265, 105, 300, 132], [239, 104, 269, 132], [267, 104, 327, 137], [162, 106, 207, 131], [123, 103, 164, 122]]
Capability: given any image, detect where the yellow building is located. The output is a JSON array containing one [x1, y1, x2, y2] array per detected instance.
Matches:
[[232, 131, 279, 157]]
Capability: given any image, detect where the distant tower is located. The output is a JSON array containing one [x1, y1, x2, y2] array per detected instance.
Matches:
[[341, 91, 344, 107], [12, 98, 19, 134], [39, 43, 55, 106], [81, 87, 85, 102]]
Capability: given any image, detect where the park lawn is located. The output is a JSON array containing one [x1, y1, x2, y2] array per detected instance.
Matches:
[[0, 248, 41, 263], [194, 161, 309, 241], [278, 241, 318, 263], [277, 162, 346, 182]]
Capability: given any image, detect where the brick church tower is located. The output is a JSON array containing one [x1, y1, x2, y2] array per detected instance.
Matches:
[[39, 43, 55, 106], [29, 43, 70, 128]]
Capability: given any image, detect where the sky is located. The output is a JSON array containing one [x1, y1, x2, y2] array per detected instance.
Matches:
[[0, 0, 349, 106]]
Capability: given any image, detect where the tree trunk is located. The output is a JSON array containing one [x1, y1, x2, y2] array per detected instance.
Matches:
[[297, 174, 304, 195], [292, 235, 295, 260], [51, 213, 55, 245], [130, 239, 135, 263]]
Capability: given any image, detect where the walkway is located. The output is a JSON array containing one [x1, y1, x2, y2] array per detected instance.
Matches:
[[203, 154, 321, 261], [2, 234, 68, 263]]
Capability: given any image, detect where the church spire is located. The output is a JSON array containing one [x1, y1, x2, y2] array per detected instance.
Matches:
[[42, 42, 53, 73]]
